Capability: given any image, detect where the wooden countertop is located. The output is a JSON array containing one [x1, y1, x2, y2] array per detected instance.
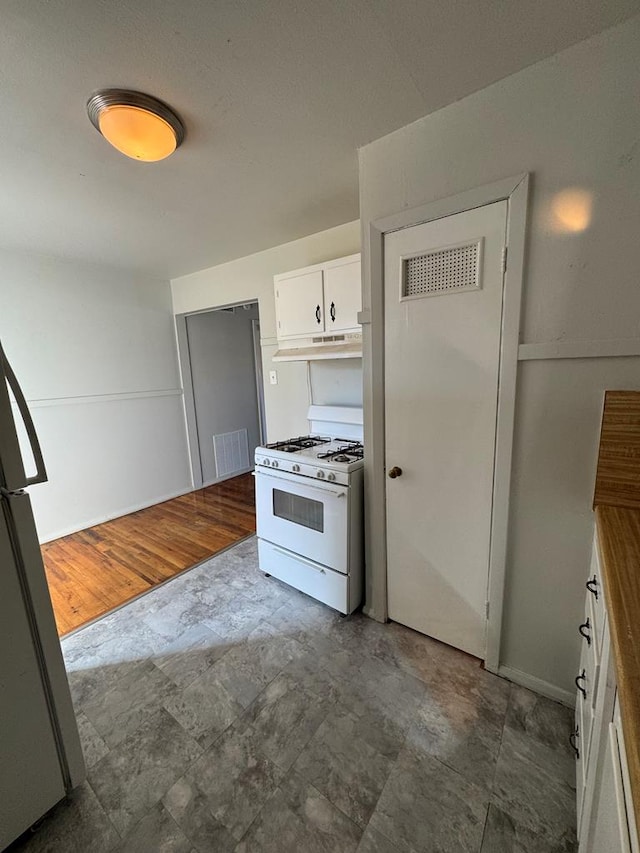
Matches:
[[595, 504, 640, 829]]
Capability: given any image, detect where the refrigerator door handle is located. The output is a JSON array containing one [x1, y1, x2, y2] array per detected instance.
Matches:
[[0, 344, 47, 486]]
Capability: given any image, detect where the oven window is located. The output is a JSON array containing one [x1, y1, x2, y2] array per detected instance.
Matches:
[[273, 488, 324, 532]]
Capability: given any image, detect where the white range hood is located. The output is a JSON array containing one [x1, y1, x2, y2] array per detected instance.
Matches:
[[273, 333, 362, 362]]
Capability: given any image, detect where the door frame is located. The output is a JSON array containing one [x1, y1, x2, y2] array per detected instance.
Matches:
[[361, 173, 529, 673], [175, 300, 263, 490]]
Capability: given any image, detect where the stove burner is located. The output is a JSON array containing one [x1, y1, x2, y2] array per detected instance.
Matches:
[[265, 435, 331, 453], [316, 442, 364, 462]]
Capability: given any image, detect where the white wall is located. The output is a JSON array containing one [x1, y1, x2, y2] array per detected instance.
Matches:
[[0, 249, 191, 542], [171, 221, 361, 441], [359, 16, 640, 699]]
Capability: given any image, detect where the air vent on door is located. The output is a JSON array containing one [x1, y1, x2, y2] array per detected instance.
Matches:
[[401, 239, 482, 300], [213, 428, 249, 478]]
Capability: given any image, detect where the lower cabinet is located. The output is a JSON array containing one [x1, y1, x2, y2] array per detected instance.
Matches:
[[576, 533, 639, 852]]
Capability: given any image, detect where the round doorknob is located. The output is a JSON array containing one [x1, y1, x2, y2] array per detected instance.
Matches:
[[388, 466, 402, 479]]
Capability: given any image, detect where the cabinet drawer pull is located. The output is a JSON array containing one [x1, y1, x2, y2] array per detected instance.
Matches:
[[579, 617, 591, 646], [315, 305, 321, 324], [586, 576, 599, 599], [575, 669, 587, 700], [330, 301, 336, 322], [570, 726, 580, 760]]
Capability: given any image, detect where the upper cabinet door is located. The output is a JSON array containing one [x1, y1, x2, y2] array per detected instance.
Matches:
[[323, 259, 362, 332], [275, 270, 325, 339]]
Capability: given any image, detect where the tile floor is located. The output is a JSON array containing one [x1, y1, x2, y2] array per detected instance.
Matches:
[[10, 537, 577, 852]]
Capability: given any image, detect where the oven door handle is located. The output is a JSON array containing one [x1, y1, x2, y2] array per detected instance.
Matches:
[[254, 469, 347, 498], [268, 543, 328, 574]]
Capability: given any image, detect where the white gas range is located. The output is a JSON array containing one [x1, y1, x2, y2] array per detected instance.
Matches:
[[255, 406, 364, 615]]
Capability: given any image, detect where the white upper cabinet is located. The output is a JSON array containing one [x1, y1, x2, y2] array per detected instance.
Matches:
[[274, 270, 324, 339], [323, 259, 362, 333], [274, 254, 361, 341]]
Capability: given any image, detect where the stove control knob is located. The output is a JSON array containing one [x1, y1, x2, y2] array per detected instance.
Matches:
[[272, 460, 279, 468], [317, 469, 325, 479], [327, 472, 336, 482], [262, 458, 270, 466], [292, 464, 300, 473]]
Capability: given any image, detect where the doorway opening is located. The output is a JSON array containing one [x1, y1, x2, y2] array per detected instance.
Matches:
[[176, 300, 265, 491]]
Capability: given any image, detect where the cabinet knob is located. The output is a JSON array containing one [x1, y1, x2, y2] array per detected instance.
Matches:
[[586, 577, 599, 599], [575, 669, 587, 700], [569, 726, 580, 760], [330, 302, 336, 322], [578, 618, 591, 646], [315, 305, 321, 324]]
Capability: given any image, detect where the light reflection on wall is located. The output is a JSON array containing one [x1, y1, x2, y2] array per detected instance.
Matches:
[[550, 188, 593, 233]]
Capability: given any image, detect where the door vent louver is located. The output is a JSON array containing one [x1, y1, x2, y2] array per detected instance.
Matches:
[[213, 428, 249, 478], [402, 240, 482, 299]]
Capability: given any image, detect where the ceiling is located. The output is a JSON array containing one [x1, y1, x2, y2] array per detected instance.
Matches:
[[1, 1, 638, 279]]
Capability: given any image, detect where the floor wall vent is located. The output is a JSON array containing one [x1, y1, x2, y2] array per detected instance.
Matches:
[[213, 428, 249, 478]]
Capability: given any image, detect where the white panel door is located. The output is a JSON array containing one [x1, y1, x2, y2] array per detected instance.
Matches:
[[384, 201, 507, 658], [323, 259, 362, 332], [275, 270, 324, 339]]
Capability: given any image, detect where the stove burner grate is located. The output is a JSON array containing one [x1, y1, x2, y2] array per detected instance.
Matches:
[[316, 442, 364, 462], [265, 435, 331, 453]]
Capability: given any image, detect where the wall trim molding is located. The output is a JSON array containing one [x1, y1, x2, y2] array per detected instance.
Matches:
[[38, 486, 193, 544], [498, 664, 575, 708], [16, 388, 183, 409], [518, 339, 640, 361]]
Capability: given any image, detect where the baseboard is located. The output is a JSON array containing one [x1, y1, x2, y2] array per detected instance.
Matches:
[[39, 486, 194, 543], [498, 664, 576, 708]]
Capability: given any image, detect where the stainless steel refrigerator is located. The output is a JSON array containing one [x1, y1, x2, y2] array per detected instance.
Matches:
[[0, 342, 85, 849]]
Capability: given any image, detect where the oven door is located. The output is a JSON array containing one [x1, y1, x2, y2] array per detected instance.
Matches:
[[255, 468, 349, 573]]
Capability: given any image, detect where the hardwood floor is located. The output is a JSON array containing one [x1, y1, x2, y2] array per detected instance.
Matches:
[[41, 473, 256, 637]]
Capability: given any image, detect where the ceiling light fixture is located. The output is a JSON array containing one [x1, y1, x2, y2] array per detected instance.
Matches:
[[87, 89, 185, 162]]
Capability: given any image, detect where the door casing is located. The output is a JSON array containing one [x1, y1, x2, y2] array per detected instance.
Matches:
[[360, 174, 529, 673]]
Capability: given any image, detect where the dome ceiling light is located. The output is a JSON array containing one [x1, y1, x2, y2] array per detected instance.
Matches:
[[87, 89, 185, 162]]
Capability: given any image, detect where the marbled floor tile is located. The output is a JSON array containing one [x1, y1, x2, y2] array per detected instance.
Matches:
[[201, 591, 276, 641], [234, 660, 337, 771], [205, 624, 305, 709], [356, 825, 406, 853], [234, 771, 362, 853], [152, 622, 233, 690], [88, 707, 202, 836], [480, 803, 578, 853], [370, 747, 489, 853], [405, 683, 506, 789], [116, 802, 193, 853], [293, 703, 395, 828], [7, 782, 120, 853], [76, 712, 109, 768], [265, 598, 343, 656], [162, 776, 236, 853], [81, 658, 179, 747], [505, 684, 574, 755], [238, 575, 293, 611], [62, 609, 166, 671], [162, 663, 244, 748], [320, 645, 427, 748], [492, 726, 576, 845], [67, 660, 150, 713], [142, 588, 211, 642], [165, 723, 285, 841]]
